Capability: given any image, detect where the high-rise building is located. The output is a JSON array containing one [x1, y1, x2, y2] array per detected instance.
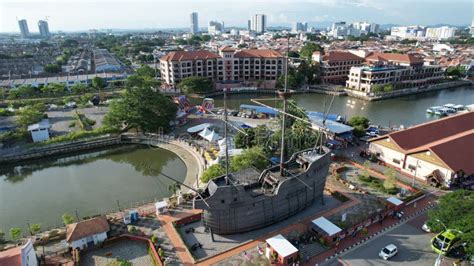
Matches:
[[247, 20, 251, 31], [190, 12, 199, 35], [18, 19, 30, 38], [291, 22, 308, 33], [250, 14, 266, 33], [390, 26, 426, 39], [208, 21, 224, 35], [38, 20, 50, 37], [425, 26, 456, 40]]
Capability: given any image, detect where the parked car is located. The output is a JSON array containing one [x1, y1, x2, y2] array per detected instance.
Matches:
[[379, 244, 398, 260]]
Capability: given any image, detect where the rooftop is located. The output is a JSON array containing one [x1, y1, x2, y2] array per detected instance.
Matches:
[[311, 217, 342, 236], [66, 216, 110, 242], [234, 49, 284, 58], [160, 50, 220, 61], [365, 52, 424, 65], [322, 51, 363, 62], [265, 234, 298, 257]]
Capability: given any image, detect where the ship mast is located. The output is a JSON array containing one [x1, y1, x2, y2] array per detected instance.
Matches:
[[279, 34, 290, 177], [224, 88, 230, 185]]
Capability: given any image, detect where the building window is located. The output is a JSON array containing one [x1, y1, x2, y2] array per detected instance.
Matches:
[[392, 159, 401, 165], [408, 164, 417, 171]]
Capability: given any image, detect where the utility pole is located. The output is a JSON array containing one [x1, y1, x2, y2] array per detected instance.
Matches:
[[75, 209, 80, 222]]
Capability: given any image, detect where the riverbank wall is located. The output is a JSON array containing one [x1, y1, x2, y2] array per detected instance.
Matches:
[[345, 80, 472, 101], [0, 134, 205, 188]]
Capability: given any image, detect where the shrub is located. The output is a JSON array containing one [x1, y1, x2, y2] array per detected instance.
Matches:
[[151, 235, 158, 244]]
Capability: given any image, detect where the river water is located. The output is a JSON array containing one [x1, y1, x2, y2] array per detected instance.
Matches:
[[210, 85, 473, 127], [0, 145, 186, 233]]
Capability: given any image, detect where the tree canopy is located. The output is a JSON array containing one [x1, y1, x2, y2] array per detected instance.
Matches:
[[16, 104, 45, 129], [427, 190, 474, 256], [104, 86, 177, 133], [177, 76, 213, 94], [300, 43, 323, 60], [92, 77, 106, 89]]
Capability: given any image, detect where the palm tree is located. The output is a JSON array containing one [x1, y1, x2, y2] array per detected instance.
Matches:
[[168, 182, 181, 197]]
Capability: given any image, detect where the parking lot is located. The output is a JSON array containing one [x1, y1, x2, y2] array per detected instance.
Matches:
[[328, 215, 440, 266]]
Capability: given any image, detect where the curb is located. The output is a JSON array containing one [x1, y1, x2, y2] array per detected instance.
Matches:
[[324, 203, 437, 262]]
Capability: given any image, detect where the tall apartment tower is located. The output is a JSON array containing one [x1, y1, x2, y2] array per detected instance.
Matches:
[[38, 20, 50, 37], [250, 14, 266, 33], [18, 19, 30, 38], [190, 12, 199, 35]]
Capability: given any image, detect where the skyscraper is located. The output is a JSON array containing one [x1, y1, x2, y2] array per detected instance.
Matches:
[[291, 22, 308, 33], [190, 12, 198, 35], [38, 20, 50, 37], [250, 14, 266, 33], [208, 21, 224, 35], [18, 19, 30, 38]]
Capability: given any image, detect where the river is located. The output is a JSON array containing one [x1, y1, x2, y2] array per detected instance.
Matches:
[[0, 145, 186, 233], [208, 85, 473, 127]]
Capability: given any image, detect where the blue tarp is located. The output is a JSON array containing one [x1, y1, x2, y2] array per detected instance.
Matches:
[[240, 104, 278, 116], [306, 111, 341, 122]]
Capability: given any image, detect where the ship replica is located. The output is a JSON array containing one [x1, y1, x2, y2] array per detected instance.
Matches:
[[193, 46, 331, 234]]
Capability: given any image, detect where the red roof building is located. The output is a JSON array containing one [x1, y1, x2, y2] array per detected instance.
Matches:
[[313, 51, 364, 84], [369, 112, 474, 186]]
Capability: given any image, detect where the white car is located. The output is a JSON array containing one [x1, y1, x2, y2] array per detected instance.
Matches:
[[379, 244, 398, 260], [421, 222, 431, 232]]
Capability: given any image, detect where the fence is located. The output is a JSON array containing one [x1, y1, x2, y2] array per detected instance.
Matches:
[[102, 234, 163, 266]]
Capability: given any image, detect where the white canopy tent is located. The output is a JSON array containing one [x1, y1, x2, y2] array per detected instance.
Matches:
[[187, 123, 212, 134], [311, 217, 342, 236], [265, 234, 298, 258]]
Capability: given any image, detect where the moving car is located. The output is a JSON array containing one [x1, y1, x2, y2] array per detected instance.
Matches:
[[379, 244, 398, 260]]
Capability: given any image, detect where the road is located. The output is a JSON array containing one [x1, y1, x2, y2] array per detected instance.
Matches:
[[326, 214, 442, 266]]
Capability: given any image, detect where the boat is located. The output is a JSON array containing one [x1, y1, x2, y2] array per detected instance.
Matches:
[[443, 104, 457, 113], [453, 104, 465, 111], [193, 147, 330, 235], [434, 108, 450, 116], [426, 106, 442, 114]]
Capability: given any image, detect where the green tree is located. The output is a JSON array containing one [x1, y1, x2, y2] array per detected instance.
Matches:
[[41, 83, 65, 96], [104, 86, 177, 132], [348, 116, 370, 128], [427, 190, 474, 256], [383, 84, 394, 93], [201, 164, 225, 183], [383, 168, 397, 191], [0, 230, 5, 244], [135, 65, 156, 78], [288, 51, 300, 58], [70, 83, 91, 95], [446, 66, 466, 78], [62, 213, 75, 225], [9, 228, 22, 241], [177, 76, 213, 94], [371, 84, 384, 93], [44, 64, 61, 73], [16, 105, 44, 129], [231, 146, 269, 171], [92, 77, 106, 89], [168, 182, 181, 196], [125, 74, 159, 89], [29, 223, 41, 235], [300, 43, 323, 60]]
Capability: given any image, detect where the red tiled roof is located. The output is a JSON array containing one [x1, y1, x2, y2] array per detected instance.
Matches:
[[322, 51, 363, 62], [429, 131, 474, 173], [220, 46, 235, 52], [234, 49, 284, 58], [0, 246, 21, 266], [160, 50, 219, 61], [387, 112, 474, 150], [66, 216, 110, 242], [370, 112, 474, 173], [365, 52, 424, 64]]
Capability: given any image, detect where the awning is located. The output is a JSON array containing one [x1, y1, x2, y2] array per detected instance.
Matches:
[[240, 104, 278, 116], [386, 196, 403, 206], [187, 123, 212, 133], [265, 234, 298, 257], [311, 217, 342, 236]]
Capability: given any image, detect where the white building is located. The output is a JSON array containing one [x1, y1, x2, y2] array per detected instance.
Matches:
[[66, 216, 110, 250], [28, 119, 50, 142], [0, 239, 37, 266], [250, 14, 266, 33], [190, 12, 199, 35], [208, 21, 224, 35], [425, 26, 456, 40], [369, 112, 474, 187], [390, 26, 426, 39]]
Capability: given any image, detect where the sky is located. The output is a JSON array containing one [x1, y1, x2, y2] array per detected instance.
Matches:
[[0, 0, 472, 33]]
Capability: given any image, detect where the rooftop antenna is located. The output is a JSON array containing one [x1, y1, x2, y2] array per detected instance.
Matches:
[[278, 33, 291, 177]]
